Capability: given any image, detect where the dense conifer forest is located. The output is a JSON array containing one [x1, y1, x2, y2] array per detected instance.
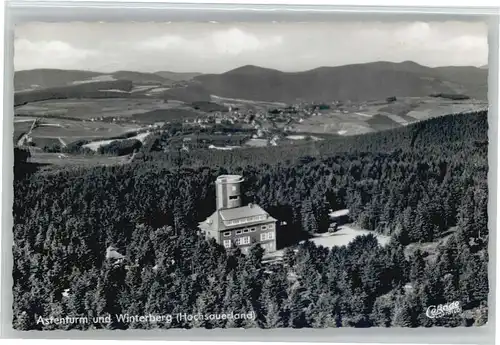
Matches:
[[12, 111, 489, 329]]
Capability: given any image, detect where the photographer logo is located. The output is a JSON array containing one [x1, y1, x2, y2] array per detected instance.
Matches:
[[425, 301, 462, 319]]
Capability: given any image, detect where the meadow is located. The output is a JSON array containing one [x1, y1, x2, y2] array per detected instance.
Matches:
[[15, 98, 188, 120], [289, 97, 487, 135], [13, 117, 142, 147]]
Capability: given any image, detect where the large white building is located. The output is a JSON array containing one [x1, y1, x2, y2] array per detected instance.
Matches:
[[198, 175, 277, 254]]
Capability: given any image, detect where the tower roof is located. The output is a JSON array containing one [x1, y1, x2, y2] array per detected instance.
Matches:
[[216, 175, 244, 184]]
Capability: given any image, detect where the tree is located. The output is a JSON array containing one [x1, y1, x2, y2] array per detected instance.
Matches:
[[409, 249, 426, 283]]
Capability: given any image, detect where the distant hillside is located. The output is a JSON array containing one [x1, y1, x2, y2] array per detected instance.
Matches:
[[14, 80, 133, 106], [14, 61, 488, 105], [432, 66, 488, 100], [14, 69, 172, 91], [154, 71, 202, 82], [15, 69, 103, 91], [194, 61, 488, 102], [111, 71, 172, 85], [161, 84, 212, 102]]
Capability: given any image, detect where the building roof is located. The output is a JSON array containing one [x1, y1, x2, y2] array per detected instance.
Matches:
[[220, 204, 266, 220], [329, 209, 350, 218], [199, 204, 277, 232]]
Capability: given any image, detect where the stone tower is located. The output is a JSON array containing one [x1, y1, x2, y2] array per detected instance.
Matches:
[[215, 175, 244, 210]]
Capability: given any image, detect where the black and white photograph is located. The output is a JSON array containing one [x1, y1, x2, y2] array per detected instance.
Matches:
[[12, 19, 489, 330]]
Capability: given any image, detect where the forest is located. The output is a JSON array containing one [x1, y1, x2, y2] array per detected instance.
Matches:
[[12, 111, 489, 329]]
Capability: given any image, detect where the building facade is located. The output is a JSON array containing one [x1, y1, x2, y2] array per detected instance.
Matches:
[[198, 175, 277, 254]]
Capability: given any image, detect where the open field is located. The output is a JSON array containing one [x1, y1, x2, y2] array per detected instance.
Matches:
[[27, 149, 131, 167], [405, 102, 488, 120], [13, 121, 34, 142], [211, 94, 287, 108], [266, 224, 391, 260], [14, 117, 142, 146], [291, 114, 375, 136], [286, 135, 324, 141], [82, 131, 152, 151], [309, 225, 391, 247], [288, 97, 487, 135], [244, 138, 268, 147], [15, 98, 187, 120], [130, 108, 201, 123]]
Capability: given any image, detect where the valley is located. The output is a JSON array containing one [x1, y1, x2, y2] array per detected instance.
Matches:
[[13, 61, 488, 169]]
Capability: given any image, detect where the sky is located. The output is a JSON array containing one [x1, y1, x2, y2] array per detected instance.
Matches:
[[14, 21, 488, 73]]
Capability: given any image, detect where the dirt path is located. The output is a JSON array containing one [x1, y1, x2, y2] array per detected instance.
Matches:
[[354, 112, 373, 118], [58, 137, 67, 147]]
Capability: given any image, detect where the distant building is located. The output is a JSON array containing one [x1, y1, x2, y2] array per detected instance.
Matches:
[[199, 175, 277, 254], [106, 246, 125, 260], [329, 209, 350, 225]]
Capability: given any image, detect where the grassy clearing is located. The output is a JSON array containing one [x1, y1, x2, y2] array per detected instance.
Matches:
[[266, 224, 391, 260], [292, 114, 374, 136], [82, 131, 151, 151], [13, 121, 33, 143], [309, 225, 391, 247], [15, 98, 184, 120], [15, 118, 141, 147], [404, 228, 456, 262], [29, 150, 130, 168], [131, 108, 201, 123]]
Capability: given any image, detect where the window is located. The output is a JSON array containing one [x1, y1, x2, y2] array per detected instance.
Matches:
[[232, 219, 243, 225], [268, 223, 275, 229], [229, 195, 238, 200], [236, 229, 242, 235], [250, 227, 256, 232], [261, 225, 267, 230], [235, 236, 250, 245], [223, 240, 232, 248], [223, 231, 231, 237], [243, 229, 249, 233], [260, 232, 275, 241]]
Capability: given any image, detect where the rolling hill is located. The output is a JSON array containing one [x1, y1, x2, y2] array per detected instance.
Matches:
[[14, 69, 173, 91], [154, 71, 202, 81], [14, 79, 134, 106], [194, 61, 488, 102], [111, 71, 173, 84], [14, 61, 488, 105], [14, 69, 103, 91]]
